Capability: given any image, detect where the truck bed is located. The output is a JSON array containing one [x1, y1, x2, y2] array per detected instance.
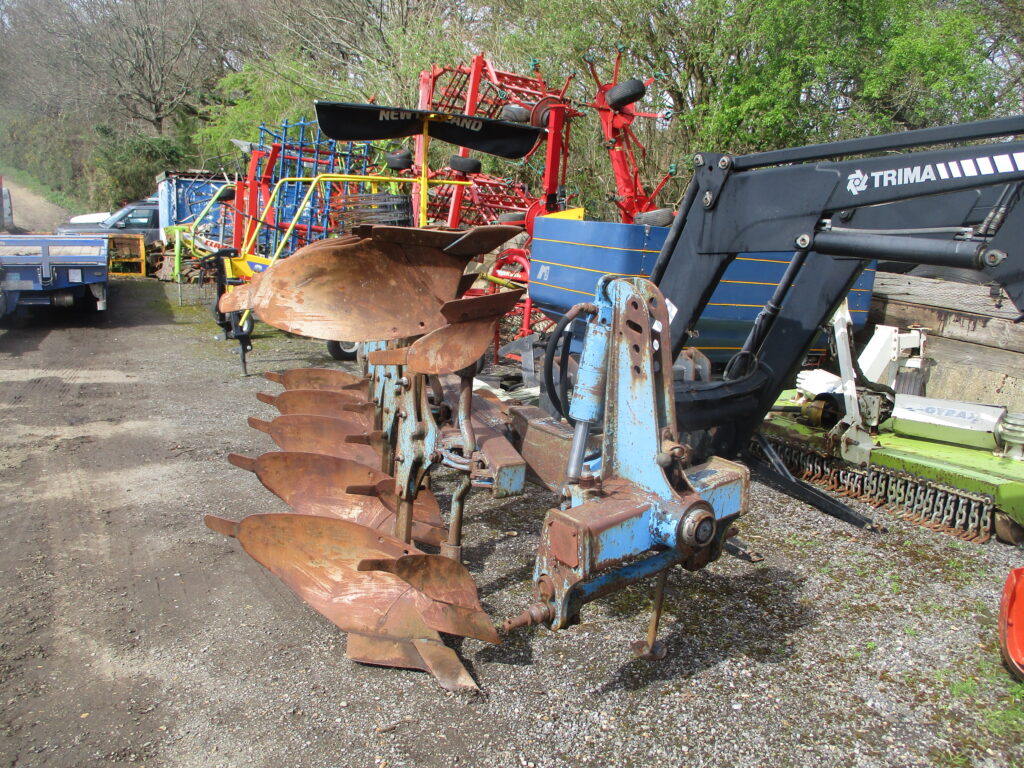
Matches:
[[0, 235, 109, 315]]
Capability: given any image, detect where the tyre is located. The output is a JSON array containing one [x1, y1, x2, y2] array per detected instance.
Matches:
[[231, 311, 254, 337], [449, 155, 482, 174], [210, 295, 231, 332], [633, 207, 675, 227], [73, 289, 99, 313], [385, 150, 413, 171], [995, 511, 1024, 546], [606, 78, 646, 110], [327, 340, 359, 361], [501, 105, 532, 123]]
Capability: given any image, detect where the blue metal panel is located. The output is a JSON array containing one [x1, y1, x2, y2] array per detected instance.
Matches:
[[0, 235, 109, 313], [0, 236, 108, 285], [688, 460, 749, 521], [529, 218, 666, 309], [528, 217, 876, 362], [157, 173, 234, 245]]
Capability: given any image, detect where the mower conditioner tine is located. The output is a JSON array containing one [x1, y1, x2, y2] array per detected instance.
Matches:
[[227, 453, 258, 472], [204, 514, 240, 538], [264, 371, 284, 384], [256, 391, 277, 406]]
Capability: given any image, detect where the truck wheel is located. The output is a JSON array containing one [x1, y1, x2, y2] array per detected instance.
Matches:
[[233, 312, 254, 337], [327, 340, 359, 361], [606, 78, 646, 110], [386, 150, 413, 171], [449, 155, 482, 174], [501, 105, 532, 123]]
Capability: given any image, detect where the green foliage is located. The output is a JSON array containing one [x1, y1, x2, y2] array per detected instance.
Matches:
[[0, 0, 1013, 214], [0, 110, 94, 208], [656, 0, 999, 151], [195, 53, 323, 160], [984, 682, 1024, 737], [0, 163, 86, 213], [89, 127, 189, 208]]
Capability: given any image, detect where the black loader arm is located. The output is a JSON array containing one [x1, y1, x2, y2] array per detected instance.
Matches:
[[652, 115, 1024, 460]]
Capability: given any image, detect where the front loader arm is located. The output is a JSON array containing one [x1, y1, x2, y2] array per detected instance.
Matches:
[[652, 115, 1024, 459]]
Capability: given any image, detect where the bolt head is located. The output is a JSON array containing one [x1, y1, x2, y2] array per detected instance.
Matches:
[[984, 249, 1007, 266], [702, 191, 714, 208], [718, 156, 731, 170], [693, 153, 704, 167], [678, 503, 716, 548]]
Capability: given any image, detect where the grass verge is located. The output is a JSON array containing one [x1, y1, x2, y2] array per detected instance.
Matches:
[[0, 164, 87, 212]]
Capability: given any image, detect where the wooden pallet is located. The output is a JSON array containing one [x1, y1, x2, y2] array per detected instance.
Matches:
[[870, 272, 1024, 410]]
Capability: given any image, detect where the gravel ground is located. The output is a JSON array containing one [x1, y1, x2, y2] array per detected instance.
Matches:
[[0, 279, 1022, 768]]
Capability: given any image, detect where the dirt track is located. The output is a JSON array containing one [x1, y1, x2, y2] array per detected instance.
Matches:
[[0, 177, 70, 233], [1, 279, 1022, 768]]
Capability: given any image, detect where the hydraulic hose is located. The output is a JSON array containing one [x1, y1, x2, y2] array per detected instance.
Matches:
[[543, 302, 596, 422]]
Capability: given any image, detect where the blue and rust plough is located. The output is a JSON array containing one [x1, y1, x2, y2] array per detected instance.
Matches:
[[206, 107, 1024, 689]]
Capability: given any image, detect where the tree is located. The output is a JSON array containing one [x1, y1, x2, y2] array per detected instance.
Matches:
[[475, 0, 1003, 155], [58, 0, 216, 134]]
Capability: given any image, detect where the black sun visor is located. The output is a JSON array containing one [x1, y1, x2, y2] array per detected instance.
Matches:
[[314, 101, 543, 159]]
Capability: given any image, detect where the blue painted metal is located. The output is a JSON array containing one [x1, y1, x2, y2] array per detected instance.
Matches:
[[364, 338, 526, 505], [156, 172, 234, 246], [528, 216, 875, 362], [393, 377, 439, 490], [575, 547, 683, 604], [529, 276, 750, 630], [565, 298, 612, 426], [254, 117, 377, 258], [487, 461, 526, 498], [0, 235, 109, 315], [688, 459, 749, 521]]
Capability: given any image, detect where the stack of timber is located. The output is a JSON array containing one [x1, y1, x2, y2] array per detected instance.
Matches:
[[870, 272, 1024, 410]]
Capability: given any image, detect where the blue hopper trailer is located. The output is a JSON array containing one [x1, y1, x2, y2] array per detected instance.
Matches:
[[0, 235, 110, 316]]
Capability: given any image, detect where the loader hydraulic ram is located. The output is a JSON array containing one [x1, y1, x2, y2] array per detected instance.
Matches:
[[644, 115, 1024, 538]]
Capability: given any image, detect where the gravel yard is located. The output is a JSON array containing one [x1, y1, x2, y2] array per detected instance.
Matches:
[[0, 279, 1021, 768]]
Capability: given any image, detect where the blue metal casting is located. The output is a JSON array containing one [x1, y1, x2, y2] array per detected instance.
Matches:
[[524, 277, 750, 631]]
